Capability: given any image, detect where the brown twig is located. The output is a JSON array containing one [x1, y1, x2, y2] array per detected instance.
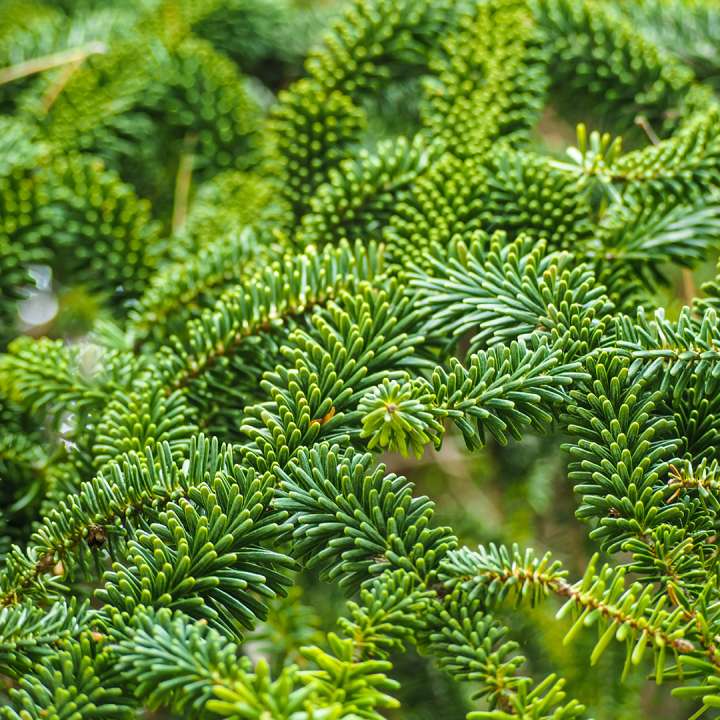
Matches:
[[680, 268, 697, 305], [171, 134, 198, 235], [0, 42, 106, 86], [635, 115, 660, 146], [40, 59, 83, 112]]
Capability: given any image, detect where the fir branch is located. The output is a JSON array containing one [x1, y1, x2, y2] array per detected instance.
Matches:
[[441, 545, 715, 676], [0, 437, 214, 606]]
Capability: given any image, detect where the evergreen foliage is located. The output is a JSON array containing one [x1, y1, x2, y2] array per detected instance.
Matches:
[[1, 0, 720, 717]]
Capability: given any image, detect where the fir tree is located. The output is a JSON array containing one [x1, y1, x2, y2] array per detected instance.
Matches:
[[1, 0, 720, 718]]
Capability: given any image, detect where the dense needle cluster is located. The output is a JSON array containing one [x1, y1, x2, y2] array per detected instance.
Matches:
[[1, 0, 720, 717]]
